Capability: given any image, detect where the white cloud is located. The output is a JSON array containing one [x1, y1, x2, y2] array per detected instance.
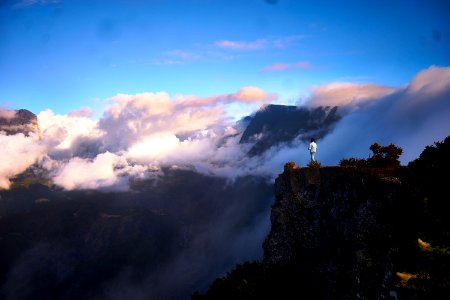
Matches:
[[0, 133, 46, 189], [215, 39, 267, 50], [315, 65, 450, 165], [215, 35, 304, 51], [68, 106, 93, 118], [35, 88, 273, 190], [126, 133, 180, 162], [3, 66, 450, 190], [38, 109, 103, 151], [51, 152, 127, 190]]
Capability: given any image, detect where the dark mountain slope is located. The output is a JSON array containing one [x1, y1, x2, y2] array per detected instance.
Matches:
[[0, 109, 39, 136], [239, 105, 340, 156], [0, 169, 274, 300]]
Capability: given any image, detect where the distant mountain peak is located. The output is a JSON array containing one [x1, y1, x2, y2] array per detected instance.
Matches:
[[239, 105, 341, 156], [0, 109, 39, 136]]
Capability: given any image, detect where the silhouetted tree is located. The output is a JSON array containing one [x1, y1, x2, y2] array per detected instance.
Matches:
[[367, 143, 403, 168], [339, 142, 403, 168]]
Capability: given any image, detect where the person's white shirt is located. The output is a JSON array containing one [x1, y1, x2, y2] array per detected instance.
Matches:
[[309, 141, 317, 153]]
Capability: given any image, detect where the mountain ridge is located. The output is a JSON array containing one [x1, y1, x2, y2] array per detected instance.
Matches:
[[239, 104, 340, 156]]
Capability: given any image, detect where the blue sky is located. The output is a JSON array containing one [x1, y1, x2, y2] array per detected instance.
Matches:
[[1, 0, 449, 116]]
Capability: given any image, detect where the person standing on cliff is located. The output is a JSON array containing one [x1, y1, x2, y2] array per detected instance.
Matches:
[[309, 138, 317, 162]]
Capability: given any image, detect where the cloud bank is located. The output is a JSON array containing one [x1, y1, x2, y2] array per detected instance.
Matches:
[[1, 66, 450, 190], [305, 82, 396, 109], [316, 65, 450, 164]]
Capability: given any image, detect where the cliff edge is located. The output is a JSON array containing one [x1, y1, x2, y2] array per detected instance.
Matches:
[[263, 166, 403, 299], [193, 137, 450, 299]]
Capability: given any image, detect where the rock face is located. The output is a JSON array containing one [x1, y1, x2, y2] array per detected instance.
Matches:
[[239, 105, 340, 156], [263, 166, 401, 298], [0, 109, 39, 136]]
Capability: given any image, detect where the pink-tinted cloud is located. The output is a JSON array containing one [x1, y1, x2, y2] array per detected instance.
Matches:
[[263, 61, 311, 72], [232, 86, 277, 103], [68, 106, 93, 118], [215, 39, 267, 50], [177, 86, 277, 108], [305, 82, 396, 108], [0, 109, 17, 120], [408, 65, 450, 94]]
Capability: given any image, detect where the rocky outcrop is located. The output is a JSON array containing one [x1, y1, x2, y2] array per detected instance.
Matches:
[[0, 109, 39, 136], [263, 166, 402, 298]]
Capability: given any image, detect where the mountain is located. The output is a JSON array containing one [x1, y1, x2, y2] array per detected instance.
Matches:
[[239, 105, 340, 156], [0, 169, 274, 300], [193, 136, 450, 299], [0, 109, 39, 136]]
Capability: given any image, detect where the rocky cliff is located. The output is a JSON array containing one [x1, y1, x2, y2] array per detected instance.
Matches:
[[194, 137, 450, 299], [239, 105, 340, 156], [263, 166, 402, 298]]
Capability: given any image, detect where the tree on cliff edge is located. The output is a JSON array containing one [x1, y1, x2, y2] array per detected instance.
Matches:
[[340, 142, 403, 168], [367, 142, 403, 168]]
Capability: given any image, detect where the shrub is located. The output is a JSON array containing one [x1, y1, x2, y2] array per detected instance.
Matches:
[[339, 157, 368, 168], [284, 161, 298, 171], [307, 160, 322, 168]]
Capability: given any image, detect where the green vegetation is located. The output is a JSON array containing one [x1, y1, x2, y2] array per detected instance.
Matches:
[[10, 176, 52, 189], [394, 238, 450, 294], [35, 198, 50, 204]]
